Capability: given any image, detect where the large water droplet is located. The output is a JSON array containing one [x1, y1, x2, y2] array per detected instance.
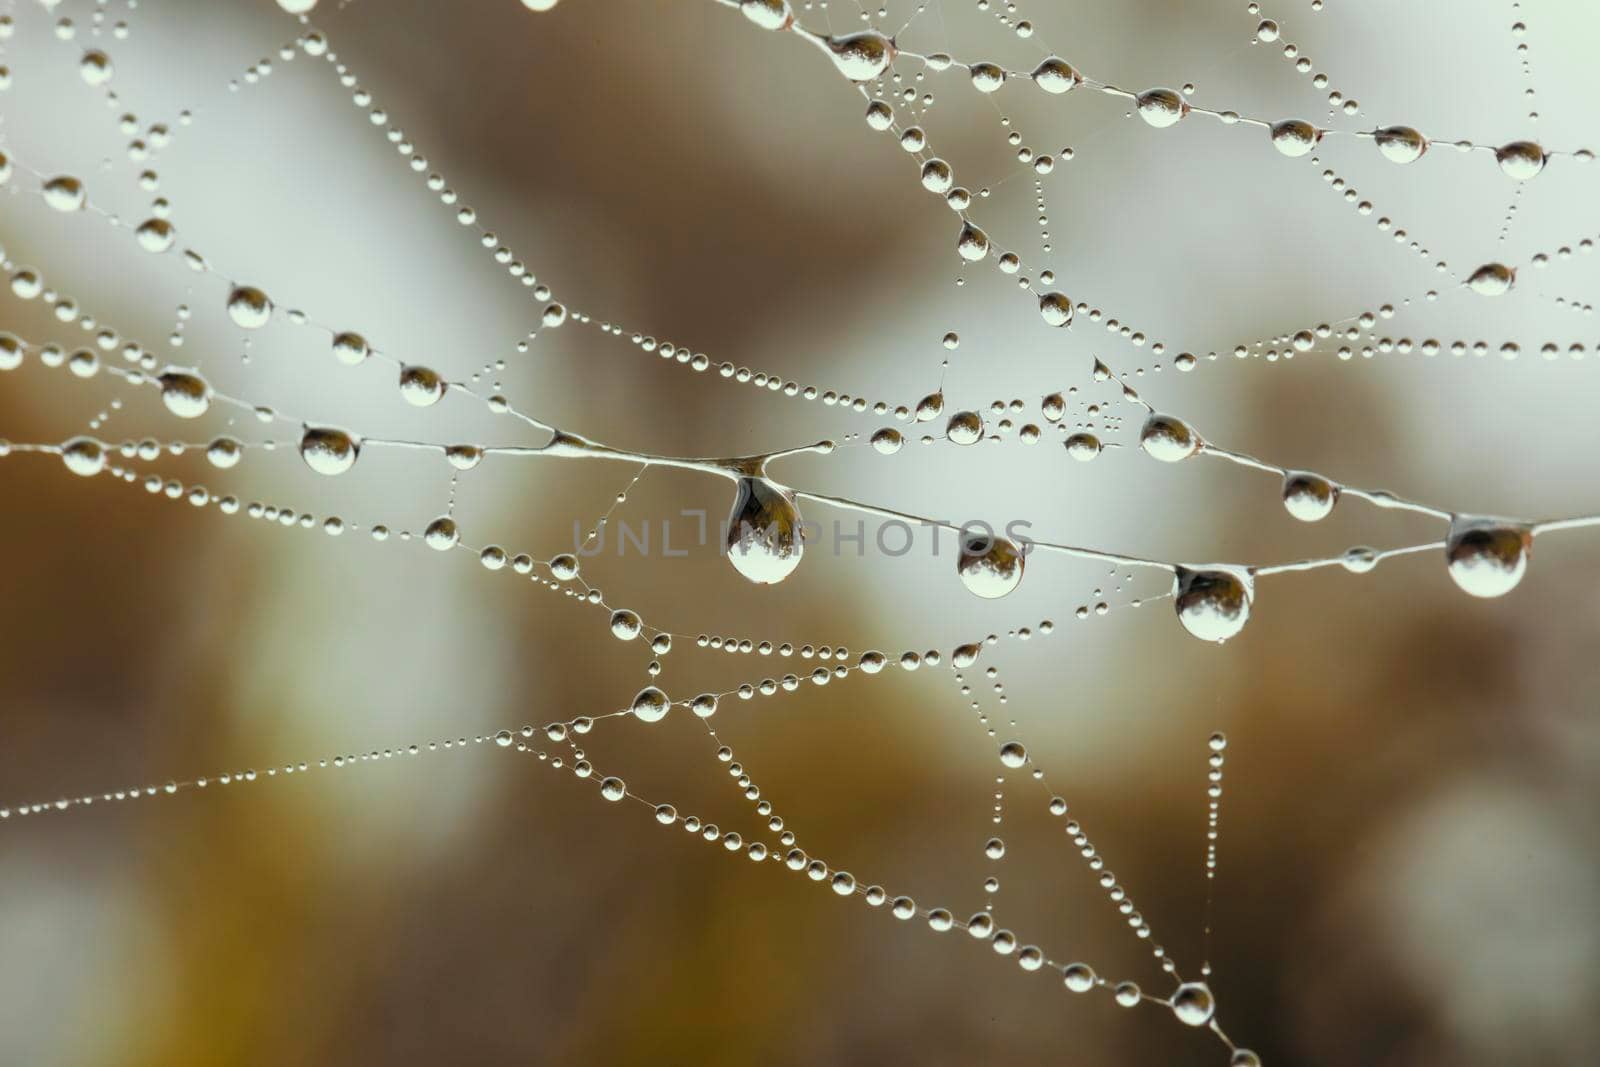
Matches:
[[1135, 88, 1188, 128], [61, 436, 104, 477], [399, 365, 446, 406], [1282, 471, 1337, 521], [299, 426, 360, 476], [957, 530, 1024, 599], [42, 175, 86, 212], [827, 31, 895, 81], [726, 476, 803, 584], [1169, 982, 1215, 1026], [956, 221, 990, 262], [1269, 119, 1321, 157], [1038, 291, 1073, 327], [1445, 517, 1529, 598], [1466, 262, 1515, 296], [158, 370, 212, 418], [1031, 57, 1081, 94], [632, 686, 671, 723], [1174, 566, 1253, 643], [1140, 413, 1199, 461], [1374, 125, 1427, 164], [998, 740, 1027, 768], [226, 285, 272, 329], [739, 0, 792, 31], [1496, 140, 1545, 179]]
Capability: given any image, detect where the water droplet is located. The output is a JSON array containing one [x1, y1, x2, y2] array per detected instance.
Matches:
[[1174, 567, 1253, 643], [956, 221, 990, 262], [1374, 125, 1427, 164], [827, 31, 895, 81], [958, 530, 1024, 599], [136, 218, 175, 253], [61, 436, 104, 477], [1256, 19, 1280, 41], [691, 693, 719, 718], [726, 477, 803, 584], [969, 62, 1006, 93], [1169, 982, 1215, 1026], [299, 426, 359, 476], [739, 0, 792, 31], [79, 49, 112, 85], [1269, 119, 1321, 157], [1139, 413, 1199, 461], [632, 686, 671, 723], [158, 370, 212, 418], [1038, 291, 1073, 327], [1064, 433, 1102, 462], [1135, 88, 1188, 128], [399, 365, 446, 406], [1063, 963, 1097, 992], [920, 158, 953, 193], [1114, 981, 1142, 1007], [1445, 517, 1530, 598], [871, 427, 903, 454], [42, 175, 86, 212], [423, 516, 459, 551], [1032, 56, 1081, 94], [609, 609, 642, 640], [1282, 471, 1337, 521], [331, 331, 369, 365], [599, 776, 626, 801], [946, 411, 984, 445], [206, 437, 242, 469], [1467, 262, 1515, 296], [1496, 140, 1545, 179], [226, 286, 272, 329], [998, 740, 1027, 768]]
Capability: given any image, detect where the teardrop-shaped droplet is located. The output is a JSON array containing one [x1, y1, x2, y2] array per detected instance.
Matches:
[[1466, 262, 1515, 296], [1374, 125, 1427, 164], [1140, 412, 1199, 461], [1169, 982, 1215, 1026], [956, 221, 990, 262], [1135, 88, 1188, 128], [61, 436, 105, 477], [632, 686, 671, 723], [1038, 291, 1073, 327], [726, 476, 804, 584], [827, 31, 895, 81], [1269, 119, 1321, 157], [738, 0, 792, 31], [946, 411, 984, 445], [1031, 56, 1081, 94], [1495, 140, 1545, 180]]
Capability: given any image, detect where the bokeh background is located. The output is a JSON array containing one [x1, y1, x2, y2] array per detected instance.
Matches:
[[3, 0, 1599, 1064]]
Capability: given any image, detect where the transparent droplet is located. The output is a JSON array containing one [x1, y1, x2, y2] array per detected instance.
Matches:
[[1135, 88, 1188, 128], [1169, 982, 1215, 1026], [1063, 963, 1097, 992], [738, 0, 792, 31], [958, 531, 1024, 599], [1445, 517, 1530, 598], [1174, 566, 1253, 643], [1140, 413, 1199, 461], [399, 365, 446, 406], [690, 693, 719, 718], [79, 49, 113, 85], [331, 331, 369, 365], [726, 476, 803, 584], [158, 370, 212, 418], [632, 686, 671, 723], [946, 411, 984, 445], [871, 427, 903, 454], [299, 426, 359, 476], [915, 391, 945, 422], [1114, 981, 1142, 1007], [920, 158, 953, 193], [968, 62, 1006, 93], [136, 218, 175, 253], [827, 31, 895, 81], [1374, 125, 1427, 164], [1031, 57, 1081, 94], [1496, 140, 1545, 180], [1282, 471, 1337, 521], [61, 436, 104, 477], [609, 609, 642, 640], [423, 516, 459, 551], [1038, 291, 1073, 327], [1269, 119, 1321, 157], [206, 437, 242, 469], [225, 285, 272, 329], [599, 776, 627, 801], [1467, 262, 1515, 296], [1064, 433, 1102, 462], [42, 175, 86, 212], [956, 221, 990, 262]]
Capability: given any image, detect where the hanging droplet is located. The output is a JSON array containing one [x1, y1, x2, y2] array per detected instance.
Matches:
[[1038, 291, 1073, 327], [1495, 140, 1545, 179], [726, 476, 804, 584], [1445, 517, 1530, 598], [1255, 19, 1280, 41], [690, 693, 719, 718], [158, 370, 212, 418], [1135, 88, 1188, 128], [1269, 119, 1321, 157], [331, 331, 369, 365], [915, 391, 945, 422], [968, 62, 1006, 93], [206, 437, 242, 469], [1064, 433, 1101, 462], [946, 411, 984, 445], [445, 445, 482, 470], [1174, 566, 1253, 643], [226, 285, 273, 329], [135, 218, 175, 253], [79, 49, 113, 85], [827, 31, 895, 81], [1114, 982, 1142, 1007], [1466, 262, 1515, 296], [278, 0, 320, 13], [609, 609, 642, 640], [921, 158, 953, 193], [299, 426, 360, 476], [1063, 963, 1097, 992], [632, 686, 671, 723], [738, 0, 792, 31], [42, 175, 86, 212], [1139, 413, 1199, 461], [1374, 125, 1427, 164], [956, 221, 990, 262], [599, 777, 627, 801], [1031, 57, 1081, 94], [957, 530, 1024, 599], [423, 516, 459, 551], [399, 364, 446, 406], [871, 427, 903, 454], [998, 740, 1027, 768], [1169, 982, 1215, 1026], [61, 436, 105, 477], [1281, 471, 1337, 521]]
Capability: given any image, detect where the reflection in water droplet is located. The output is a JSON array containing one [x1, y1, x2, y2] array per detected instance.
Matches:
[[726, 476, 804, 584], [1282, 471, 1337, 521], [1174, 567, 1253, 643], [958, 530, 1024, 599], [1140, 413, 1199, 461], [1445, 517, 1530, 598]]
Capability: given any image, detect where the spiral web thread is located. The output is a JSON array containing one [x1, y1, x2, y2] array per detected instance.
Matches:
[[1, 1, 1596, 1061]]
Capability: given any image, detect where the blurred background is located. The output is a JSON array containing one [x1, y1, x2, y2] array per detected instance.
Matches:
[[2, 0, 1599, 1064]]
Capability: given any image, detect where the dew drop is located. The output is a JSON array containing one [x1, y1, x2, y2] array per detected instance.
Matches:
[[42, 175, 86, 212], [1169, 982, 1215, 1026], [299, 426, 359, 476], [423, 516, 459, 551], [1174, 567, 1253, 643], [1281, 471, 1337, 521], [1269, 119, 1321, 157], [158, 370, 212, 418], [225, 286, 272, 329], [632, 686, 671, 723], [609, 609, 642, 640], [1114, 981, 1142, 1007], [135, 218, 175, 253], [599, 776, 627, 801], [1466, 262, 1515, 296], [1445, 517, 1530, 598], [1374, 125, 1427, 164], [1495, 140, 1545, 179], [738, 0, 792, 31], [827, 31, 895, 81], [956, 221, 990, 262], [726, 476, 804, 585], [331, 331, 369, 365], [1031, 57, 1081, 94], [1038, 291, 1074, 327], [1064, 433, 1102, 462], [946, 411, 984, 445], [1063, 963, 1096, 992], [1135, 88, 1188, 128], [871, 427, 903, 454], [399, 364, 446, 406], [1139, 413, 1199, 461], [61, 436, 104, 477], [958, 530, 1024, 599]]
